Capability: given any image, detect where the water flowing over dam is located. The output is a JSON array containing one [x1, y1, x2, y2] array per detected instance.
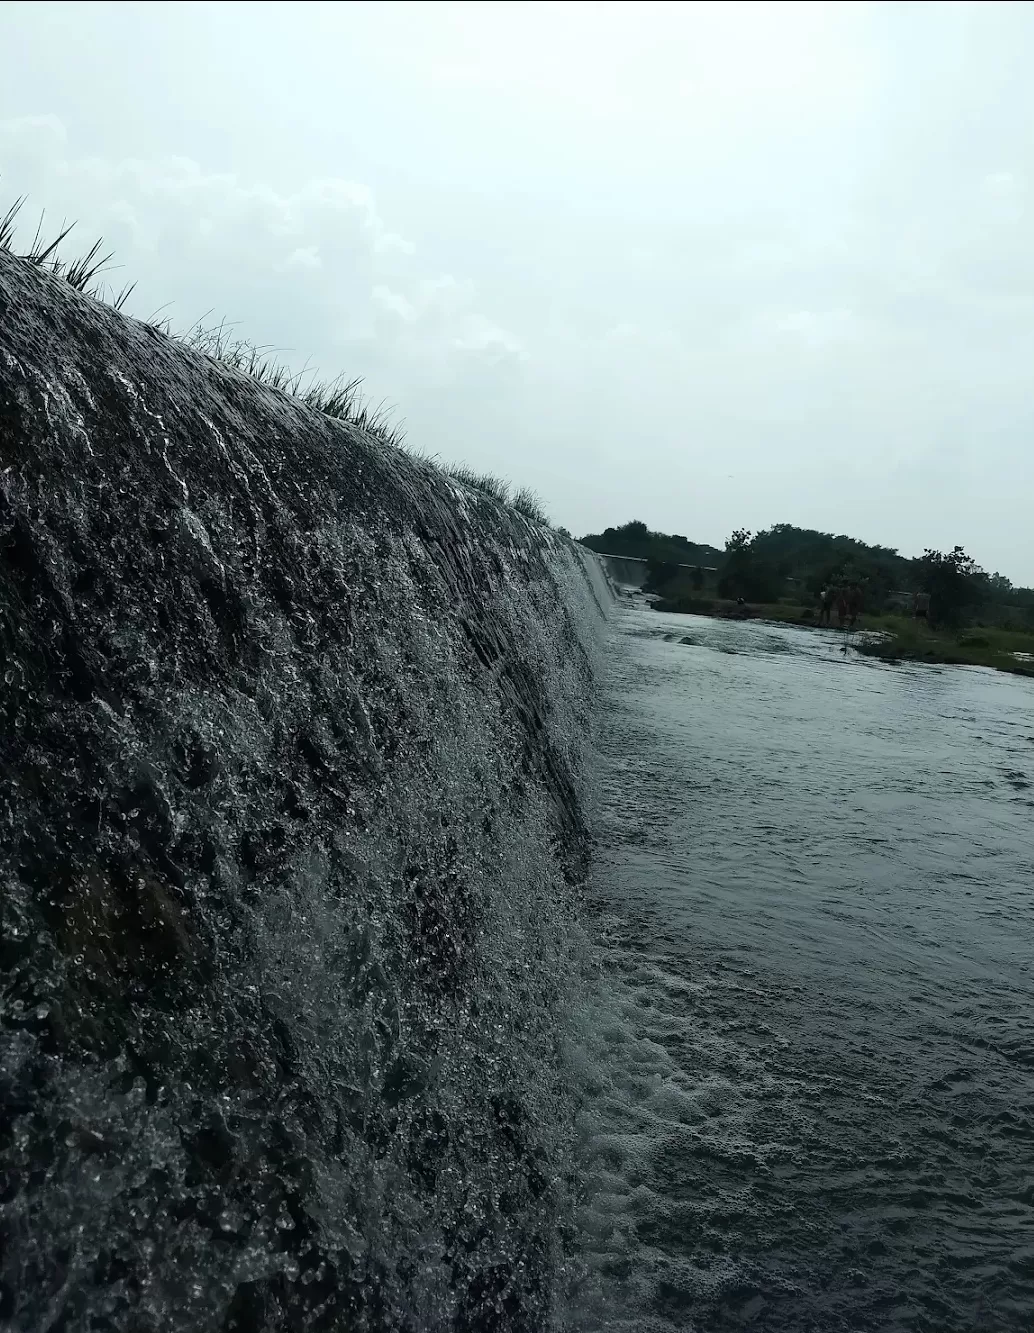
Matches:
[[594, 556, 648, 590], [0, 251, 612, 1331], [6, 251, 1034, 1333]]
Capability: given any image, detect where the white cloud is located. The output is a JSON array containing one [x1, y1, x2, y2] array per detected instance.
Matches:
[[0, 113, 66, 156], [374, 231, 416, 257], [284, 245, 322, 271], [769, 308, 857, 343], [0, 115, 524, 394], [982, 170, 1020, 197], [3, 0, 1034, 579], [451, 314, 525, 361], [372, 285, 418, 321]]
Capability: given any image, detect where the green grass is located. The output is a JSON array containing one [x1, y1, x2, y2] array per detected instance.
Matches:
[[852, 614, 1034, 675], [444, 469, 550, 525], [170, 315, 410, 447], [445, 466, 512, 502], [1, 190, 553, 525], [511, 486, 549, 524]]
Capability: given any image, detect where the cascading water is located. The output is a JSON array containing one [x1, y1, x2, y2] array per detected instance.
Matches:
[[0, 251, 613, 1331]]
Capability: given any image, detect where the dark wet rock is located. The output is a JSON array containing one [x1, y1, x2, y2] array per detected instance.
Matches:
[[0, 251, 610, 1330]]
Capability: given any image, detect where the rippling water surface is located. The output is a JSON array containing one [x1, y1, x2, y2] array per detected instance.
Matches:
[[571, 603, 1034, 1332]]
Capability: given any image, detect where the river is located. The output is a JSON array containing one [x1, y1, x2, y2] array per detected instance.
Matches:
[[570, 602, 1034, 1332]]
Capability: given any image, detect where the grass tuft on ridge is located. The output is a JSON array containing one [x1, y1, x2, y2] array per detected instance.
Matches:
[[1, 187, 553, 524]]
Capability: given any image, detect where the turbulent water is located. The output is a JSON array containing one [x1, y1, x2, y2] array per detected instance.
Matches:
[[570, 601, 1034, 1332], [6, 249, 1034, 1333], [0, 251, 612, 1332]]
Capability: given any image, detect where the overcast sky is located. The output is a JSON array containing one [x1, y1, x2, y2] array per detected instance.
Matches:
[[2, 2, 1033, 581]]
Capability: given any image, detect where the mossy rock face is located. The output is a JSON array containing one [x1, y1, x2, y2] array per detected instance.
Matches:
[[0, 249, 608, 1330]]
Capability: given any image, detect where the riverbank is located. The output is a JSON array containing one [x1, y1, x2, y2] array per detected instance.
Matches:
[[651, 595, 1034, 677], [852, 615, 1034, 676]]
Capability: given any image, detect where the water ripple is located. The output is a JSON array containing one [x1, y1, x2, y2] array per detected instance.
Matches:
[[571, 608, 1034, 1332]]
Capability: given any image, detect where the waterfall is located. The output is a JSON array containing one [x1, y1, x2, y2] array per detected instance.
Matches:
[[0, 251, 611, 1331]]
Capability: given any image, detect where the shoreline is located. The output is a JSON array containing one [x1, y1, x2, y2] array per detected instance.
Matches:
[[649, 596, 1034, 678]]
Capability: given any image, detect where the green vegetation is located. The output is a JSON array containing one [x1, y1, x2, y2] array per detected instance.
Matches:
[[745, 523, 905, 606], [445, 465, 513, 502], [716, 528, 783, 603], [441, 469, 550, 524], [650, 595, 1034, 676], [1, 191, 552, 525], [175, 315, 409, 447], [591, 520, 1033, 626], [511, 487, 549, 524], [589, 518, 1034, 677], [0, 196, 130, 304], [581, 520, 722, 568], [852, 616, 1034, 676]]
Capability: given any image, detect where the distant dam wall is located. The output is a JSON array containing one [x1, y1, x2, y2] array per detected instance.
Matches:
[[597, 553, 649, 588], [0, 251, 611, 1330], [594, 553, 719, 592]]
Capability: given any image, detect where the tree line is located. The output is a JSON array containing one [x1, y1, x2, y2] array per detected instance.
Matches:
[[580, 521, 1034, 629]]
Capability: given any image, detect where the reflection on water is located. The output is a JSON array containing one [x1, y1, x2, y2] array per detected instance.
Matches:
[[572, 607, 1034, 1332]]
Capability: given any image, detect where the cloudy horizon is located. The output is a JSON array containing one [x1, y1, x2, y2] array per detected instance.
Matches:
[[3, 0, 1033, 582]]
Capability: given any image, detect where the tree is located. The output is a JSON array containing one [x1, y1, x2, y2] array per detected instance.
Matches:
[[643, 559, 680, 595], [718, 529, 781, 602], [725, 528, 752, 554], [579, 520, 1034, 618], [580, 521, 724, 567], [917, 546, 985, 627]]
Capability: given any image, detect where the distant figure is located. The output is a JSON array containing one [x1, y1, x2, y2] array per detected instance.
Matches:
[[818, 586, 835, 626], [834, 587, 850, 628], [913, 591, 930, 621]]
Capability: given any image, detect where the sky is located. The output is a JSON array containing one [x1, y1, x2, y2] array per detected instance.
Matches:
[[2, 1, 1033, 583]]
